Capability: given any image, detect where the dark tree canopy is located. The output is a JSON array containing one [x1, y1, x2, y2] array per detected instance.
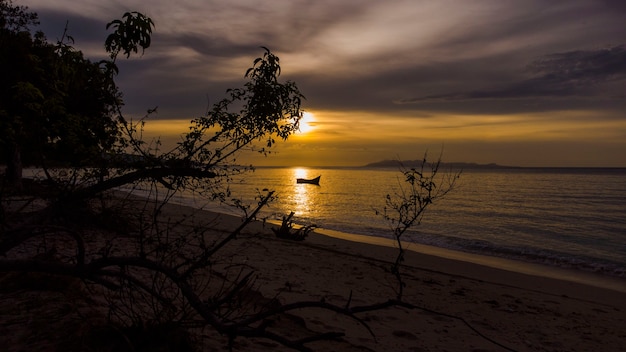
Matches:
[[0, 0, 37, 32], [1, 0, 304, 207], [1, 0, 120, 187]]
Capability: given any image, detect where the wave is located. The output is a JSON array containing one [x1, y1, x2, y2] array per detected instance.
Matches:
[[318, 222, 626, 278]]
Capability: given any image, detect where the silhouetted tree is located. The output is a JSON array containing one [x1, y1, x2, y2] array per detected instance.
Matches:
[[377, 152, 461, 299], [0, 0, 39, 188], [0, 0, 120, 189]]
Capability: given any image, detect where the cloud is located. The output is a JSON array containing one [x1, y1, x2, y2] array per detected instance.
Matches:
[[23, 0, 626, 118], [527, 45, 626, 91], [30, 8, 110, 57], [397, 45, 626, 104]]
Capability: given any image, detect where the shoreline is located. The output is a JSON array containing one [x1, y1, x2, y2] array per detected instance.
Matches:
[[141, 191, 626, 294], [258, 217, 626, 297], [309, 227, 626, 295], [179, 200, 626, 280], [144, 192, 626, 298], [172, 194, 626, 281]]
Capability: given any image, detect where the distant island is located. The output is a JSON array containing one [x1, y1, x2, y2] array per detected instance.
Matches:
[[362, 160, 516, 169]]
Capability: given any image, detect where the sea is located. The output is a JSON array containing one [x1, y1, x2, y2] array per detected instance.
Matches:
[[170, 166, 626, 278]]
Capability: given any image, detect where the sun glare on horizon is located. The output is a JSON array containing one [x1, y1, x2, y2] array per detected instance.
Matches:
[[293, 167, 309, 179], [297, 112, 316, 134]]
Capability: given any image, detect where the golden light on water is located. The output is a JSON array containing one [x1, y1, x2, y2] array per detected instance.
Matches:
[[293, 167, 309, 179], [293, 167, 312, 212]]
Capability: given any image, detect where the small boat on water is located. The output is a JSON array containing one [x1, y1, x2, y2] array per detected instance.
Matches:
[[296, 175, 321, 185]]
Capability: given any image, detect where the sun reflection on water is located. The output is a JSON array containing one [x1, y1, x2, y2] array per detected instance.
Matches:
[[293, 168, 313, 214], [294, 168, 308, 179]]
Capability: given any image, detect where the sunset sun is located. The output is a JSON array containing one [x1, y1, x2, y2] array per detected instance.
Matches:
[[298, 112, 316, 134]]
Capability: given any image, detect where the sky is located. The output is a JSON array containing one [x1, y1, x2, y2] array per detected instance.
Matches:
[[20, 0, 626, 167]]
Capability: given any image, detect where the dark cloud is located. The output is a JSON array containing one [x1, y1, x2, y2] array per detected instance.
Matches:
[[291, 52, 538, 115], [398, 45, 626, 106], [602, 0, 626, 12], [171, 33, 261, 58], [34, 8, 108, 46], [527, 45, 626, 89], [24, 1, 626, 118]]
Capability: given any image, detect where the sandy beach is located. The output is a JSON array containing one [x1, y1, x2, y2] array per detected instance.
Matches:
[[1, 198, 625, 351], [203, 207, 626, 351]]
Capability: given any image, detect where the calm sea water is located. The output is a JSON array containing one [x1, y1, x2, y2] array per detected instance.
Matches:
[[174, 167, 626, 278]]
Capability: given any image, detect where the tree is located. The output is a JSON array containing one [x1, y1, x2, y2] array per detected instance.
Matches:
[[377, 152, 461, 299], [0, 0, 120, 189], [0, 0, 37, 31], [0, 0, 39, 189]]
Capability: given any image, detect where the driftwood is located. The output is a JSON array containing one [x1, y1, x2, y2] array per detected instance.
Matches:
[[271, 212, 317, 241]]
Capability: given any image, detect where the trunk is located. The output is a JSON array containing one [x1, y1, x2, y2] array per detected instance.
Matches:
[[5, 143, 23, 190]]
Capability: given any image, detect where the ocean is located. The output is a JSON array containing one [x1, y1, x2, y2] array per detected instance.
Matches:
[[172, 166, 626, 278]]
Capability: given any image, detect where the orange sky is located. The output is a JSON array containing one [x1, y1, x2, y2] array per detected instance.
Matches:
[[141, 107, 626, 167]]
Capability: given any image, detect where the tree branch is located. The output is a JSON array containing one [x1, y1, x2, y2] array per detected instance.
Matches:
[[66, 167, 217, 201]]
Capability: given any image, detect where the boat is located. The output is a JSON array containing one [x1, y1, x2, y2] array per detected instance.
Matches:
[[296, 175, 321, 185]]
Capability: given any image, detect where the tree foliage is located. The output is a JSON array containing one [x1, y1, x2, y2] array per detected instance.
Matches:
[[0, 0, 37, 32], [1, 0, 120, 189], [180, 46, 303, 170], [105, 11, 154, 61]]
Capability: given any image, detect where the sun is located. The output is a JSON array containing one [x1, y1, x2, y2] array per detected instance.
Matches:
[[298, 112, 316, 134]]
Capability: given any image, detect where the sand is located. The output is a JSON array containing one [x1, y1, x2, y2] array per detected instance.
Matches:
[[1, 198, 625, 351]]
